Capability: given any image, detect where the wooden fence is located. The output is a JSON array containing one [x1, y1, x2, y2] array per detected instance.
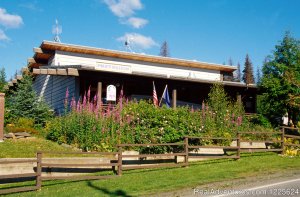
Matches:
[[0, 159, 39, 195], [117, 142, 188, 175], [282, 126, 300, 150], [185, 136, 240, 160], [1, 127, 300, 195], [238, 131, 284, 154], [37, 151, 120, 182]]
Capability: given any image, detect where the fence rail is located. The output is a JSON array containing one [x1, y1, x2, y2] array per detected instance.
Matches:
[[117, 142, 187, 174], [0, 159, 39, 195], [1, 127, 300, 195], [184, 136, 241, 160]]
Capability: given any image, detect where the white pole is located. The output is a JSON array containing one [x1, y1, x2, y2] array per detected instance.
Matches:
[[159, 85, 168, 106]]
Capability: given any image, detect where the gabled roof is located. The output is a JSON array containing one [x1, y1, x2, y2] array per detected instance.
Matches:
[[28, 41, 237, 72]]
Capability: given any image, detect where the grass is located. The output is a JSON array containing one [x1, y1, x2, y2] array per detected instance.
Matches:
[[0, 138, 75, 158], [2, 152, 300, 197]]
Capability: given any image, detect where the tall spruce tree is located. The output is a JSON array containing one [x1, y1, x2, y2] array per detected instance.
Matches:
[[237, 62, 241, 81], [242, 54, 255, 84], [260, 32, 300, 126], [159, 41, 170, 57]]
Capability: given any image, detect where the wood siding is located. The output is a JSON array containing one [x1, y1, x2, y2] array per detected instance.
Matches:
[[53, 51, 221, 81], [33, 75, 79, 114]]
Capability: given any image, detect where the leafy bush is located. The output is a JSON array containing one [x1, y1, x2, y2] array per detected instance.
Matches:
[[247, 114, 272, 128], [5, 117, 38, 134], [46, 84, 263, 153]]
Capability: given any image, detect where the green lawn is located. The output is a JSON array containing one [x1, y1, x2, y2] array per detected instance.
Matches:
[[2, 153, 300, 197], [0, 138, 75, 158]]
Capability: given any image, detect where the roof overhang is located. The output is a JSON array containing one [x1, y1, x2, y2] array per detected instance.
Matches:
[[33, 64, 256, 89], [28, 41, 237, 72]]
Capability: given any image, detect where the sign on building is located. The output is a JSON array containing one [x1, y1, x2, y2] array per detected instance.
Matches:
[[106, 85, 116, 101]]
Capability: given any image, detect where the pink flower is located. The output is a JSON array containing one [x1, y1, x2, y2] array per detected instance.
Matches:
[[237, 116, 242, 126], [70, 96, 76, 111], [76, 99, 81, 112], [64, 87, 69, 106], [83, 94, 87, 108], [87, 86, 91, 102]]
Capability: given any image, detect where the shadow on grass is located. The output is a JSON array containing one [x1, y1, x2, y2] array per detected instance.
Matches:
[[87, 181, 132, 197]]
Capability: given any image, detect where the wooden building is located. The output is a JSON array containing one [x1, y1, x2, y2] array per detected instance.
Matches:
[[27, 41, 257, 114]]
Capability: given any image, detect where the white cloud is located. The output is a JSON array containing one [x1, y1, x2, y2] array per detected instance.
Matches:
[[19, 3, 43, 12], [0, 8, 23, 29], [123, 17, 148, 29], [117, 33, 158, 49], [103, 0, 143, 18], [0, 29, 9, 41]]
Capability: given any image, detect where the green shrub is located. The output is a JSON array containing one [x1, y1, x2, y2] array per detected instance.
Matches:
[[5, 117, 39, 134], [46, 84, 272, 153]]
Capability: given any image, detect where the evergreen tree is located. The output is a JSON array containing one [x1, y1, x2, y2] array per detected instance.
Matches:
[[6, 74, 53, 125], [228, 57, 233, 66], [242, 54, 255, 84], [260, 32, 300, 126], [159, 41, 170, 57], [0, 67, 6, 92], [237, 62, 241, 81], [256, 66, 262, 85]]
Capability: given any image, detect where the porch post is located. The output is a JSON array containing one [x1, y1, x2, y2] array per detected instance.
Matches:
[[172, 89, 177, 109], [97, 82, 102, 106], [0, 93, 5, 142], [236, 93, 241, 104]]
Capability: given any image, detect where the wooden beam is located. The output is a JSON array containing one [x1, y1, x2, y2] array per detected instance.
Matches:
[[40, 69, 48, 75], [237, 93, 242, 104], [33, 47, 43, 54], [67, 68, 79, 76], [57, 69, 67, 75], [27, 58, 36, 64], [47, 69, 57, 75], [172, 89, 177, 109], [33, 68, 41, 74]]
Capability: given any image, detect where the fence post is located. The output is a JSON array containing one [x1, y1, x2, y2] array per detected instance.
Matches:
[[281, 127, 285, 155], [237, 133, 241, 159], [117, 146, 122, 176], [36, 152, 42, 190], [184, 137, 189, 166]]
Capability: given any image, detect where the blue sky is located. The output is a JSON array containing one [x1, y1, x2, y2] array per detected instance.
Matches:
[[0, 0, 299, 80]]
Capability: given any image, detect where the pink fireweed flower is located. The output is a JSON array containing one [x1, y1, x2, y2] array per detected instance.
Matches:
[[206, 104, 209, 112], [70, 96, 76, 111], [76, 99, 81, 112], [93, 94, 97, 104], [82, 94, 87, 109], [89, 102, 93, 113], [237, 116, 242, 126], [64, 87, 69, 106], [87, 86, 91, 102]]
